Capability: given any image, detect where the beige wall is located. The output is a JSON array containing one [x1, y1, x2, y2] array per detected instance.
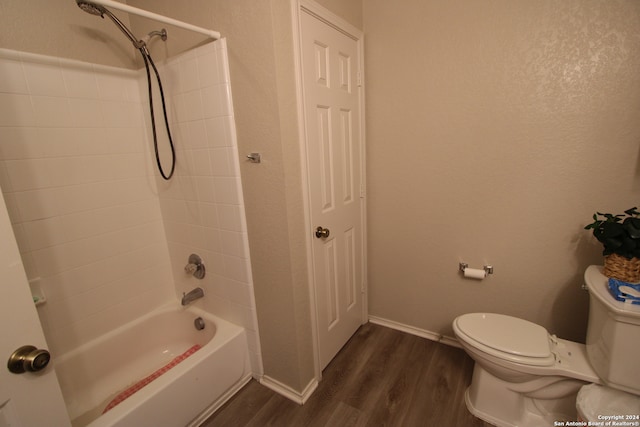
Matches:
[[314, 0, 363, 29], [364, 0, 640, 342]]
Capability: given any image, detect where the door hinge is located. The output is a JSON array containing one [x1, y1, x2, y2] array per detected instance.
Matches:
[[357, 71, 362, 87], [359, 183, 366, 198]]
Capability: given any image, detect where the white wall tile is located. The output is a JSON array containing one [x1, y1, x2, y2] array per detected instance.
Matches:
[[100, 100, 142, 128], [179, 57, 200, 93], [32, 96, 73, 128], [190, 149, 212, 176], [210, 147, 232, 176], [0, 93, 36, 126], [23, 61, 67, 97], [159, 198, 187, 223], [201, 227, 222, 253], [31, 221, 165, 277], [195, 176, 216, 203], [204, 116, 230, 147], [68, 98, 104, 128], [2, 192, 22, 223], [177, 175, 198, 201], [217, 204, 246, 232], [197, 51, 219, 88], [0, 127, 37, 159], [0, 161, 12, 193], [62, 67, 99, 99], [35, 128, 83, 157], [96, 73, 134, 101], [213, 177, 241, 204], [0, 59, 28, 94], [185, 120, 208, 149], [223, 254, 250, 283], [0, 46, 260, 370], [220, 230, 247, 258], [182, 90, 204, 121], [184, 201, 202, 225], [198, 202, 219, 228]]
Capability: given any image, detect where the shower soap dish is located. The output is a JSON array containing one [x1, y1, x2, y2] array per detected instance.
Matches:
[[608, 278, 640, 305], [29, 277, 46, 306]]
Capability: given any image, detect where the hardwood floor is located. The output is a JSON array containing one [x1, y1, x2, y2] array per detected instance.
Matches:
[[202, 322, 492, 427]]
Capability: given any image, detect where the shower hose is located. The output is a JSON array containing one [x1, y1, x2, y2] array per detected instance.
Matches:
[[140, 46, 176, 181]]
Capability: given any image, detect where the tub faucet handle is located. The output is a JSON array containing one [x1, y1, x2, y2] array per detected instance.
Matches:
[[185, 254, 205, 279]]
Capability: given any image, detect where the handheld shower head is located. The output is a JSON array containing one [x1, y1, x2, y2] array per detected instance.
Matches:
[[75, 0, 177, 180], [75, 0, 146, 49], [76, 0, 106, 17]]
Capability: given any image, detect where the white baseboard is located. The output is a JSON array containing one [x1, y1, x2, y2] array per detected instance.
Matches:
[[439, 335, 462, 348], [259, 375, 318, 405], [368, 315, 461, 348], [255, 317, 461, 409]]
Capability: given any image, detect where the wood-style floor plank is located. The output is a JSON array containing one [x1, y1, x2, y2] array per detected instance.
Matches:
[[202, 323, 492, 427]]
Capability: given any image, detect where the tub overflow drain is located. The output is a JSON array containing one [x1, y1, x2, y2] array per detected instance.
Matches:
[[194, 317, 205, 331]]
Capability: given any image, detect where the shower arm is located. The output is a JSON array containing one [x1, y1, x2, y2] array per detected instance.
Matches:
[[83, 0, 220, 40]]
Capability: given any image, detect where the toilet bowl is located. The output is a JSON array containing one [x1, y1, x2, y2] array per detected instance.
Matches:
[[453, 313, 599, 426], [453, 266, 640, 427]]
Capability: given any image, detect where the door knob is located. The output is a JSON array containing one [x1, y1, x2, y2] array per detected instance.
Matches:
[[7, 345, 51, 374], [315, 226, 330, 239]]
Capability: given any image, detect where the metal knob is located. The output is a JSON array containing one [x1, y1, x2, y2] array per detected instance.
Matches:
[[185, 254, 205, 279], [315, 226, 330, 239], [8, 345, 51, 374]]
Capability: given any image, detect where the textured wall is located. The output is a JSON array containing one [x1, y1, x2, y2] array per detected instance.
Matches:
[[364, 0, 640, 342]]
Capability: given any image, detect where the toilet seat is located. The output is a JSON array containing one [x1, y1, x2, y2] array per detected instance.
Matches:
[[454, 313, 556, 367]]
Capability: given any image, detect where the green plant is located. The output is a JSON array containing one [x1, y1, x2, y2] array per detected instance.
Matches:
[[585, 207, 640, 259]]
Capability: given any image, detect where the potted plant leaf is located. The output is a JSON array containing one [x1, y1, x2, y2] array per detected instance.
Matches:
[[585, 207, 640, 283]]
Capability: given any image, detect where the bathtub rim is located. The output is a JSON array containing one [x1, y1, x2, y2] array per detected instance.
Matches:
[[53, 302, 249, 426], [54, 303, 222, 366]]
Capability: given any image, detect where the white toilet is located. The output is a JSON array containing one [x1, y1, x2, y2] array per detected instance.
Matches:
[[453, 265, 640, 427]]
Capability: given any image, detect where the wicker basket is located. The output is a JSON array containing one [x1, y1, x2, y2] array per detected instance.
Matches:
[[603, 253, 640, 283]]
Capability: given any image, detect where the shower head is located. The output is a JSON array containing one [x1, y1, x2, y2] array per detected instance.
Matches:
[[76, 0, 106, 17], [75, 0, 146, 49]]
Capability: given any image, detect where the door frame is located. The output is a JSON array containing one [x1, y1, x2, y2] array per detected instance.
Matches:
[[291, 0, 367, 380]]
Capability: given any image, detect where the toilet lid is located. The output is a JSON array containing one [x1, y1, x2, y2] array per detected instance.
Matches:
[[455, 313, 551, 359]]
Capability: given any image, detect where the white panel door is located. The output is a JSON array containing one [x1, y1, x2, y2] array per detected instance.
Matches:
[[301, 8, 365, 370], [0, 190, 70, 426]]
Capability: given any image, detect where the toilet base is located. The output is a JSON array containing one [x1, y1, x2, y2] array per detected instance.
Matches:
[[465, 364, 583, 427]]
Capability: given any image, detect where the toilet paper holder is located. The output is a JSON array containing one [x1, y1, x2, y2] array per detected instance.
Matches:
[[459, 263, 493, 275]]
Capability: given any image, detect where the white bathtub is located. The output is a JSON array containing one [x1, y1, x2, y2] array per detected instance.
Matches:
[[54, 304, 252, 427]]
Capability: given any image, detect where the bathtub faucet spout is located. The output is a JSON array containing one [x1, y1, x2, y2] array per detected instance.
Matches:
[[182, 287, 204, 305]]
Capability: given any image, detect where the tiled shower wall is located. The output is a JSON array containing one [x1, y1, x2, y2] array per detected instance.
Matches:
[[0, 40, 262, 375], [155, 41, 263, 374]]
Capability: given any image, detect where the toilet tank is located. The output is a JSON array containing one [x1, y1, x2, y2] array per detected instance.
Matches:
[[584, 265, 640, 396]]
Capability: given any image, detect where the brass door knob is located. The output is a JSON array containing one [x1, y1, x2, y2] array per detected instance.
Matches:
[[315, 226, 330, 239], [7, 345, 51, 374]]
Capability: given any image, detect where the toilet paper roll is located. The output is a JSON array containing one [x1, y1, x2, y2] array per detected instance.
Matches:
[[464, 268, 486, 280]]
